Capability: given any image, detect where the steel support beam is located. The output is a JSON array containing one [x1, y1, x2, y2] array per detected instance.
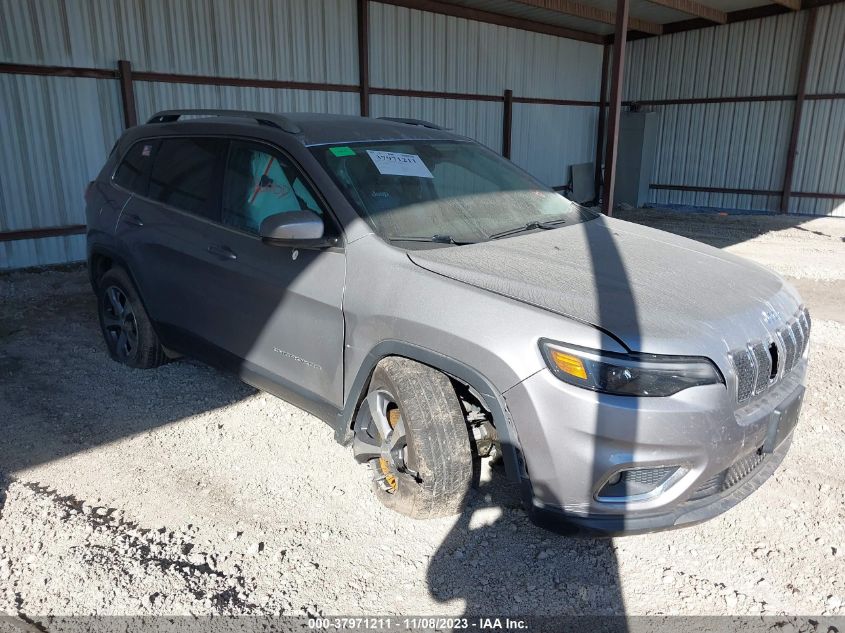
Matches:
[[0, 225, 87, 242], [502, 89, 514, 159], [781, 7, 818, 213], [594, 45, 610, 199], [117, 60, 137, 128], [602, 0, 629, 216], [357, 0, 371, 117]]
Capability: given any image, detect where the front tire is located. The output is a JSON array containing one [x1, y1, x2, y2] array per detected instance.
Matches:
[[97, 267, 166, 369], [352, 357, 473, 518]]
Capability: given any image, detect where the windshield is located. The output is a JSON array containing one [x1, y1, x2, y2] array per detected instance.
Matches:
[[311, 140, 595, 245]]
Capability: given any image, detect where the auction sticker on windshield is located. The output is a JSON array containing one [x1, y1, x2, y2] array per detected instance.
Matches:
[[367, 150, 433, 178]]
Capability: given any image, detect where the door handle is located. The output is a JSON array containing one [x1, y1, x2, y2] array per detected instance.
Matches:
[[208, 244, 238, 261], [124, 214, 144, 227]]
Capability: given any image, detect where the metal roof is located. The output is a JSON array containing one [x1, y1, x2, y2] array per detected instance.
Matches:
[[423, 0, 809, 38]]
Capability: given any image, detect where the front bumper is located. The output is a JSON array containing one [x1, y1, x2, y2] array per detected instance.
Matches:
[[504, 359, 806, 535]]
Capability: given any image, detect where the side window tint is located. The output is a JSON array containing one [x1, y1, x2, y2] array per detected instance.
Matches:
[[148, 138, 224, 219], [222, 141, 324, 235], [113, 140, 159, 195]]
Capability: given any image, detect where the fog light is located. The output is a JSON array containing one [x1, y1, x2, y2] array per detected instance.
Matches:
[[597, 466, 679, 502]]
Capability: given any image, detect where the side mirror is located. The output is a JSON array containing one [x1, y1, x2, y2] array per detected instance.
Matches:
[[259, 210, 335, 248]]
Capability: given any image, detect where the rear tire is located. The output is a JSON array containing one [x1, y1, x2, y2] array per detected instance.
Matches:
[[352, 357, 473, 518], [97, 267, 166, 369]]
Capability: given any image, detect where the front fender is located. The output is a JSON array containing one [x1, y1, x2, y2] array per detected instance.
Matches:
[[335, 340, 528, 484]]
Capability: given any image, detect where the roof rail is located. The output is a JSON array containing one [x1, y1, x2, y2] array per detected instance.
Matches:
[[377, 117, 444, 130], [146, 109, 302, 134]]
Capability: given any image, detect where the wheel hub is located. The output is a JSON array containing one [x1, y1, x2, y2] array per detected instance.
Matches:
[[352, 389, 413, 494]]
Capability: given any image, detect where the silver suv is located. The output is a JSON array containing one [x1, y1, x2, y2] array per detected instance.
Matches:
[[85, 109, 809, 534]]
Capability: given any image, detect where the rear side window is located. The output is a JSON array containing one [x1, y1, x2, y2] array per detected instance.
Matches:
[[148, 138, 225, 219], [113, 140, 159, 195]]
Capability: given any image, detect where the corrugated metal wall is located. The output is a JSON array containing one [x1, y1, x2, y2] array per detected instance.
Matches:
[[623, 6, 845, 216], [1, 0, 358, 81], [0, 74, 123, 268], [369, 2, 603, 185], [792, 2, 845, 215], [623, 11, 805, 212]]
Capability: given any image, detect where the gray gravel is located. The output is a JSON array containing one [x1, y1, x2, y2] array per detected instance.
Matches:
[[0, 209, 843, 620]]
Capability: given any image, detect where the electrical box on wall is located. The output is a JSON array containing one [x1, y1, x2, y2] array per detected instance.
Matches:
[[614, 111, 659, 208]]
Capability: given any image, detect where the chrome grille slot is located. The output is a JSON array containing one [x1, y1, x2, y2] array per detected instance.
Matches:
[[751, 342, 771, 395], [780, 325, 797, 373], [798, 309, 811, 355], [790, 320, 804, 362], [732, 349, 755, 403]]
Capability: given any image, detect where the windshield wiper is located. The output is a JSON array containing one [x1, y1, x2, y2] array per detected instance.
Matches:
[[488, 218, 569, 240], [388, 234, 475, 245]]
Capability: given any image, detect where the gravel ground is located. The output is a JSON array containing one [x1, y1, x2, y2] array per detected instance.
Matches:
[[0, 209, 843, 621]]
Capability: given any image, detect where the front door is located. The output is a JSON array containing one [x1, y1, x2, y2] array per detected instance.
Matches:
[[196, 139, 346, 409]]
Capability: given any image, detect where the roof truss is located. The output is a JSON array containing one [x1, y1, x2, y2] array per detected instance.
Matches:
[[642, 0, 727, 23], [513, 0, 664, 34]]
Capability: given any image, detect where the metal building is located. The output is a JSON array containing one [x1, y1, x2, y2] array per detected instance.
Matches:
[[1, 0, 842, 270]]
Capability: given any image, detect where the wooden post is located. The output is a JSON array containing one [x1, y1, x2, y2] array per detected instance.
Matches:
[[602, 0, 629, 216], [117, 59, 137, 128], [502, 89, 513, 159], [781, 7, 818, 214], [357, 0, 370, 117], [594, 44, 610, 200]]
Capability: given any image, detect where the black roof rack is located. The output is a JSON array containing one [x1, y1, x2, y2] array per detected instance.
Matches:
[[146, 109, 302, 134], [377, 117, 444, 130]]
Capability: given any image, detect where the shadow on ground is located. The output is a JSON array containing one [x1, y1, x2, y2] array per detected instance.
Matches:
[[0, 267, 255, 514]]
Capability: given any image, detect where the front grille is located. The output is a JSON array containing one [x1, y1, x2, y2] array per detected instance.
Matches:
[[724, 450, 766, 488], [689, 448, 767, 501], [731, 307, 810, 404]]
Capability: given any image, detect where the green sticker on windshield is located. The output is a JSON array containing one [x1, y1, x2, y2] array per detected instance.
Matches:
[[330, 146, 356, 157]]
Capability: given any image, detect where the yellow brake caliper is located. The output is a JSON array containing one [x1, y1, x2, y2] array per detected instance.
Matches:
[[378, 408, 401, 492]]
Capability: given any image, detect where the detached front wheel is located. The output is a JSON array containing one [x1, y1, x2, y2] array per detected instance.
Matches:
[[352, 357, 473, 518]]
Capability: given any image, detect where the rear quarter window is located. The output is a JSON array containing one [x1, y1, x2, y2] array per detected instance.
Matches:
[[148, 138, 225, 219], [113, 140, 159, 195]]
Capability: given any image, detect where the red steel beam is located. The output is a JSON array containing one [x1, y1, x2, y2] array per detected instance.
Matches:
[[117, 59, 137, 128], [357, 0, 371, 117], [602, 0, 630, 216], [502, 89, 514, 159], [0, 225, 87, 242], [594, 44, 611, 199], [781, 7, 818, 214]]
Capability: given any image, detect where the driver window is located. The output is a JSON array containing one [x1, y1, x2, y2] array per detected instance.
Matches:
[[222, 141, 323, 234]]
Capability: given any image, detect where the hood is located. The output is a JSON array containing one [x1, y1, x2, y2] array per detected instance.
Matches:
[[407, 216, 801, 355]]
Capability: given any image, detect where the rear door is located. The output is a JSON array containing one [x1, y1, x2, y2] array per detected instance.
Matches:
[[114, 136, 229, 354]]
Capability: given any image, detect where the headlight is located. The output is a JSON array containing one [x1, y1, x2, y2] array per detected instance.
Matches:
[[539, 339, 725, 397]]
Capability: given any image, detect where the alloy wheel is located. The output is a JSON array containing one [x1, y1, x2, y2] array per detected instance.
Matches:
[[101, 286, 139, 361], [352, 389, 419, 492]]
